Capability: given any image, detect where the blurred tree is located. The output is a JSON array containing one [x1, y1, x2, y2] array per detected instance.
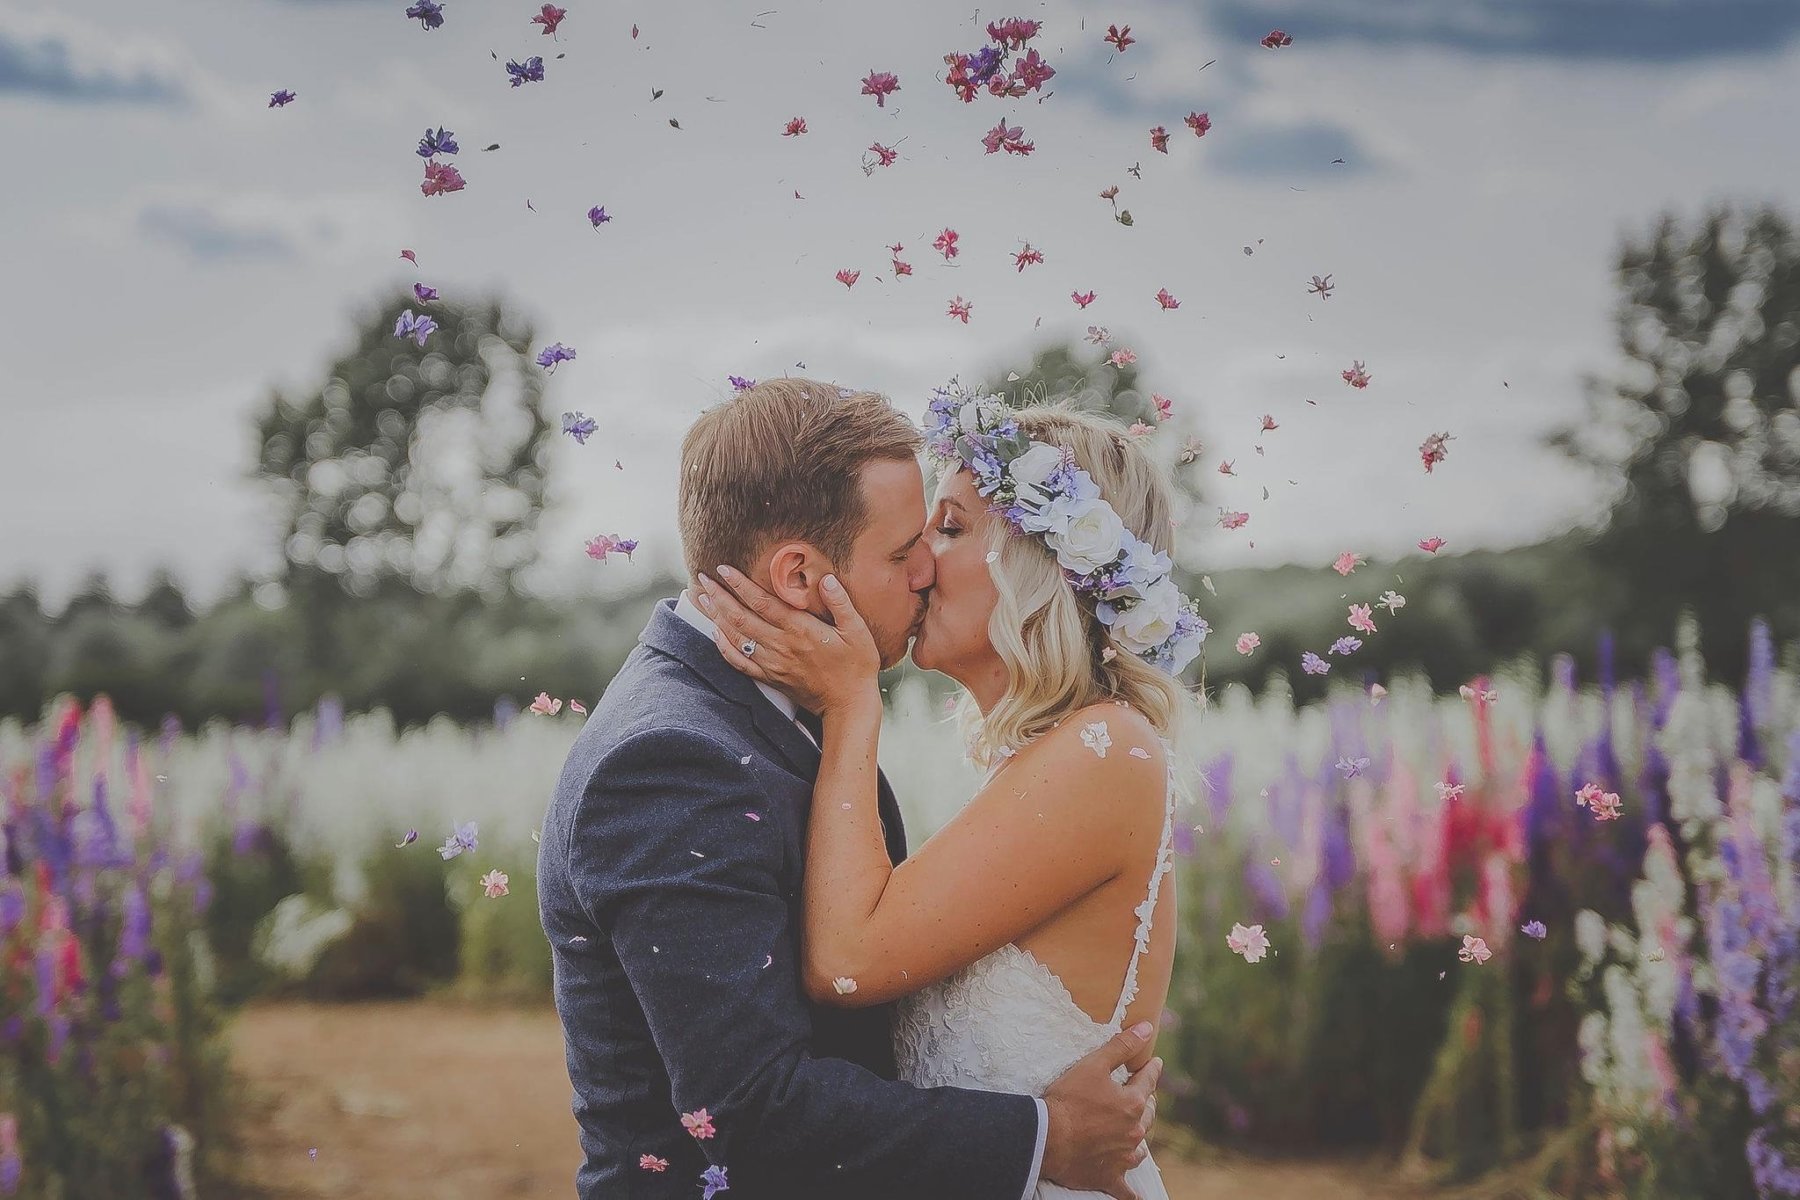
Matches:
[[1551, 203, 1800, 676], [134, 566, 196, 630], [252, 292, 555, 605], [0, 581, 49, 719]]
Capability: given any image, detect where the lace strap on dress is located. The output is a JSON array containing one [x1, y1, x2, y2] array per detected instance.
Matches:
[[1107, 755, 1177, 1029]]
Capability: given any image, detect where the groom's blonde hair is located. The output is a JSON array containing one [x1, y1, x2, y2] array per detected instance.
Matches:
[[955, 405, 1197, 771], [678, 378, 922, 582]]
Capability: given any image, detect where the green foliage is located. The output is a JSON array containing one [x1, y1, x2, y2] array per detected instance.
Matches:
[[452, 846, 552, 1001]]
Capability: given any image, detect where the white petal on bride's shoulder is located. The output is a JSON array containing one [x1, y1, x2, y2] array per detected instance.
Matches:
[[1079, 720, 1111, 758]]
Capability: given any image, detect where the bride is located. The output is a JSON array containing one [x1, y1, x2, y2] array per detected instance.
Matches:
[[696, 390, 1205, 1200]]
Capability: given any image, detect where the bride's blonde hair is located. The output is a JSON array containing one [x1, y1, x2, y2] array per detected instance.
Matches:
[[954, 404, 1200, 770]]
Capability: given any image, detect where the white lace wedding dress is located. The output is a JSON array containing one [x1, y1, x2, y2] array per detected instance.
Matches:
[[892, 761, 1176, 1199]]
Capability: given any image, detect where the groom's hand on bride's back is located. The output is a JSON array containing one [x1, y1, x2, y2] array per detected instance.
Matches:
[[1040, 1020, 1163, 1200]]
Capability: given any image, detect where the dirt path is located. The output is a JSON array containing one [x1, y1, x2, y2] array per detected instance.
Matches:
[[228, 999, 1429, 1200]]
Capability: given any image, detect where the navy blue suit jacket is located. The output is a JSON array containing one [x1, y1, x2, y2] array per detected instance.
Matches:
[[538, 599, 1039, 1199]]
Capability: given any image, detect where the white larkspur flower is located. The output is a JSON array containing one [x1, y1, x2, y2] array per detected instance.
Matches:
[[1080, 721, 1112, 758], [833, 976, 858, 995]]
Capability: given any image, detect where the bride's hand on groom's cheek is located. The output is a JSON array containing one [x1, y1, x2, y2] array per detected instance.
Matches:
[[697, 567, 880, 715]]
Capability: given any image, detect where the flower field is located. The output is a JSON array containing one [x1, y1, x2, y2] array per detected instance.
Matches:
[[1, 620, 1796, 1196]]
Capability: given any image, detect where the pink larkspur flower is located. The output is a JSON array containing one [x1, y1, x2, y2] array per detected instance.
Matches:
[[1458, 935, 1492, 964], [1333, 552, 1365, 576], [1105, 24, 1135, 52], [421, 160, 465, 196], [1227, 922, 1270, 962], [1235, 632, 1261, 655], [1149, 125, 1170, 154], [835, 268, 860, 288], [1153, 393, 1173, 422], [1348, 604, 1377, 634], [1342, 360, 1372, 388], [682, 1109, 716, 1140], [1575, 782, 1623, 821], [1418, 536, 1447, 553], [532, 4, 567, 36], [1155, 287, 1180, 310], [867, 142, 898, 168], [933, 228, 960, 259], [1128, 421, 1153, 436], [861, 70, 900, 107], [1185, 111, 1211, 137], [1013, 244, 1044, 271], [1420, 431, 1453, 473], [782, 117, 808, 136], [1218, 460, 1236, 476], [1261, 414, 1279, 432], [946, 296, 973, 323], [1072, 290, 1097, 308], [1219, 509, 1249, 530], [480, 869, 510, 898], [1261, 29, 1293, 48], [639, 1156, 669, 1172], [529, 692, 563, 716], [1108, 347, 1137, 367]]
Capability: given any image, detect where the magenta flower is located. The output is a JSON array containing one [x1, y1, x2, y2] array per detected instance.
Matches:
[[1262, 29, 1294, 48], [1013, 245, 1044, 272], [532, 4, 567, 37], [1155, 287, 1180, 310], [1342, 360, 1372, 388], [1185, 111, 1212, 137], [405, 0, 445, 30], [866, 142, 898, 168], [587, 205, 610, 227], [268, 89, 296, 108], [639, 1155, 668, 1172], [982, 119, 1033, 155], [861, 70, 900, 106], [946, 296, 973, 323], [1010, 48, 1055, 91], [412, 283, 438, 304], [1104, 23, 1135, 52], [394, 309, 436, 346], [1072, 290, 1097, 308], [835, 268, 860, 288], [1419, 536, 1447, 553], [782, 116, 808, 136], [506, 56, 545, 87], [1149, 125, 1170, 154], [421, 160, 465, 196], [933, 228, 960, 259], [480, 869, 510, 899], [1235, 632, 1261, 655], [536, 342, 577, 372], [987, 18, 1041, 48]]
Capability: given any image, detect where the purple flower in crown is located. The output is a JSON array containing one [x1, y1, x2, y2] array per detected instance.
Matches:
[[417, 126, 459, 158], [405, 0, 445, 30]]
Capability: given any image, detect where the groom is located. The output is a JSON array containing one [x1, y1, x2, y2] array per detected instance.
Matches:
[[538, 379, 1161, 1200]]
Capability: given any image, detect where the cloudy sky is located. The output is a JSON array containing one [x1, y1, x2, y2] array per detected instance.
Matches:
[[3, 0, 1798, 609]]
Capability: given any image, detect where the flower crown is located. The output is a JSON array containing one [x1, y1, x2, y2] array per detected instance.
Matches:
[[923, 383, 1208, 676]]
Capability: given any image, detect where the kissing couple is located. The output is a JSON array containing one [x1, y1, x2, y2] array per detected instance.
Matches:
[[538, 377, 1207, 1199]]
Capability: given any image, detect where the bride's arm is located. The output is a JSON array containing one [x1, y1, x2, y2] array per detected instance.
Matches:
[[802, 700, 1164, 1007]]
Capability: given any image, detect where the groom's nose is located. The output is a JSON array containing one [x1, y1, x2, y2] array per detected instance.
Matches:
[[906, 536, 936, 594]]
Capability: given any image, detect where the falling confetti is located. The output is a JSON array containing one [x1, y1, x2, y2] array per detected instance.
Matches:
[[1072, 289, 1097, 308], [1149, 125, 1170, 154], [1013, 244, 1044, 271], [1155, 288, 1180, 310], [531, 4, 567, 37], [1228, 922, 1270, 963], [933, 228, 960, 259]]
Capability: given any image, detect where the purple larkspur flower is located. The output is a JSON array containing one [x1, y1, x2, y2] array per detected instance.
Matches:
[[0, 1151, 18, 1196], [729, 375, 755, 391], [0, 884, 21, 935], [968, 44, 1005, 82], [120, 882, 151, 961], [34, 949, 55, 1017], [1334, 755, 1370, 780], [395, 309, 436, 347], [416, 126, 458, 158], [1301, 651, 1329, 676], [561, 411, 597, 444], [405, 0, 445, 29], [613, 539, 640, 558], [700, 1164, 729, 1200], [268, 90, 296, 108], [1748, 1128, 1800, 1196], [1300, 877, 1332, 951], [507, 56, 545, 87], [1322, 806, 1356, 891], [413, 283, 438, 303], [587, 206, 610, 227], [1329, 636, 1362, 656], [1244, 856, 1290, 921], [1520, 919, 1547, 940], [535, 342, 576, 371], [438, 821, 478, 860]]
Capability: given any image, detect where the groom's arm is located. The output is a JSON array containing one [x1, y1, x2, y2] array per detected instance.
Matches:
[[571, 725, 1040, 1200]]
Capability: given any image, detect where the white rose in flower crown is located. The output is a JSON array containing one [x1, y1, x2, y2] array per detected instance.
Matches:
[[1047, 496, 1127, 576], [1109, 578, 1184, 654], [1008, 443, 1065, 510]]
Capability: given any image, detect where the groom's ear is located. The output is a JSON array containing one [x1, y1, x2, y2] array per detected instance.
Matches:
[[764, 541, 829, 615]]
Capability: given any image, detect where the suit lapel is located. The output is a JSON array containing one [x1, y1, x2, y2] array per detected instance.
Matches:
[[639, 597, 907, 865]]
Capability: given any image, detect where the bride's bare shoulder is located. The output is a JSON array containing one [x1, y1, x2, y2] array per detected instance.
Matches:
[[1006, 701, 1168, 817]]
